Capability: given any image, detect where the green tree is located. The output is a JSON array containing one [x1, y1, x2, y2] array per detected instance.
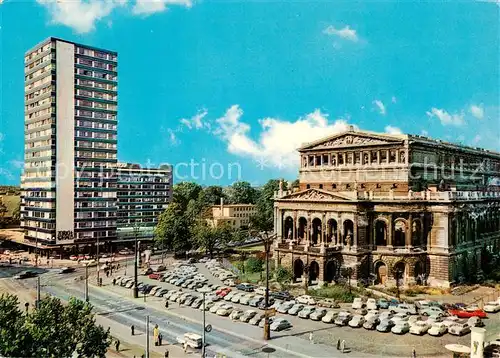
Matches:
[[0, 199, 7, 228], [275, 266, 293, 284], [246, 257, 265, 273], [250, 179, 288, 233], [155, 202, 192, 253], [192, 221, 232, 258], [199, 186, 226, 206], [0, 294, 110, 358], [172, 182, 203, 209], [228, 181, 258, 204]]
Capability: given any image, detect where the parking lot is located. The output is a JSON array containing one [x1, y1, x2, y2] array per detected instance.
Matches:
[[107, 258, 500, 356]]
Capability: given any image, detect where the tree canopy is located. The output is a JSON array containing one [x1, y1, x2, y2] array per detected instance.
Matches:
[[227, 181, 258, 204], [0, 294, 110, 358]]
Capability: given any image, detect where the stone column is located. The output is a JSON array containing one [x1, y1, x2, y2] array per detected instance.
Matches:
[[386, 150, 390, 163], [353, 216, 358, 250], [387, 214, 394, 248], [377, 150, 381, 164], [293, 212, 297, 241], [338, 217, 343, 246], [343, 153, 347, 166], [321, 213, 326, 245], [407, 214, 413, 248]]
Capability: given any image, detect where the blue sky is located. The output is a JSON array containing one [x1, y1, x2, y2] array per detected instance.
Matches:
[[1, 0, 499, 186]]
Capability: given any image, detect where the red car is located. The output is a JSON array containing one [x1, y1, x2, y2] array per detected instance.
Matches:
[[148, 273, 162, 280], [216, 287, 231, 297], [448, 308, 487, 318]]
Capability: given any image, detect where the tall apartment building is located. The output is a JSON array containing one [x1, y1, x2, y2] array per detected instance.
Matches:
[[116, 163, 173, 241], [21, 37, 118, 248]]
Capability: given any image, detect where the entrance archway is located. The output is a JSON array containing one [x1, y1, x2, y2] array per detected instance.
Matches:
[[284, 217, 294, 241], [325, 260, 337, 282], [374, 261, 388, 285], [311, 218, 322, 245], [393, 261, 406, 285], [327, 219, 337, 244], [309, 261, 320, 282], [298, 217, 307, 243], [343, 219, 354, 245], [375, 221, 387, 246], [293, 259, 304, 281], [394, 220, 406, 247]]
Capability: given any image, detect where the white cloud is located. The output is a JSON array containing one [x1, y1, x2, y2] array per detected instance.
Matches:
[[36, 0, 192, 33], [323, 25, 359, 42], [426, 107, 465, 126], [214, 105, 352, 169], [373, 100, 386, 115], [385, 125, 402, 135], [167, 128, 179, 145], [472, 134, 482, 145], [132, 0, 192, 15], [469, 104, 484, 119], [179, 110, 209, 130], [391, 96, 397, 104], [421, 130, 429, 136]]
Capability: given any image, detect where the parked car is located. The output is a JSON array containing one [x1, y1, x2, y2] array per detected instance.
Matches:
[[428, 322, 448, 336], [448, 323, 471, 336], [200, 301, 215, 311], [298, 306, 316, 319], [223, 291, 236, 301], [410, 321, 431, 335], [310, 308, 328, 321], [365, 310, 380, 321], [236, 283, 254, 292], [239, 294, 256, 305], [334, 312, 352, 326], [448, 308, 487, 318], [231, 292, 246, 304], [317, 299, 339, 308], [391, 303, 418, 315], [379, 311, 394, 321], [249, 313, 265, 325], [484, 301, 500, 313], [377, 298, 390, 309], [149, 287, 160, 296], [421, 306, 446, 317], [249, 296, 264, 307], [348, 314, 366, 328], [229, 309, 244, 320], [467, 316, 485, 328], [271, 291, 294, 301], [277, 301, 295, 314], [376, 319, 395, 332], [141, 268, 153, 275], [363, 316, 380, 330], [209, 302, 224, 314], [366, 298, 378, 310], [352, 298, 365, 310], [191, 298, 203, 308], [391, 321, 410, 335], [322, 310, 338, 323], [240, 310, 258, 323], [184, 296, 196, 306], [354, 308, 368, 316], [288, 304, 305, 316], [391, 313, 409, 322], [270, 319, 292, 331], [156, 288, 169, 297], [254, 286, 267, 296], [296, 295, 316, 305], [442, 316, 461, 328]]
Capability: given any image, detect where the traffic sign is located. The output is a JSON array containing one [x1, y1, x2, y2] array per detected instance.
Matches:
[[205, 324, 212, 333]]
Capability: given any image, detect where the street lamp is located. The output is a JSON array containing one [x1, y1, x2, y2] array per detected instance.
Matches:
[[133, 224, 140, 299], [197, 286, 212, 357]]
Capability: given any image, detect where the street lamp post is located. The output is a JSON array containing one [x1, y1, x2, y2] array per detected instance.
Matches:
[[198, 287, 212, 357], [96, 236, 100, 286], [35, 227, 38, 268], [84, 263, 89, 302], [133, 225, 139, 299]]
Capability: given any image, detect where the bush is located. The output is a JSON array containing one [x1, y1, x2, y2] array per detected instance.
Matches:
[[275, 266, 292, 283], [246, 257, 264, 273], [308, 285, 357, 303]]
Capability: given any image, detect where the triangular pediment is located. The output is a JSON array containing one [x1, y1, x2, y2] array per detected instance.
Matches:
[[278, 188, 355, 202], [299, 130, 406, 151]]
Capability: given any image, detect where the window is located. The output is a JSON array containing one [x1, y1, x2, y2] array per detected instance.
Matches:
[[332, 183, 337, 189], [319, 184, 323, 189], [306, 184, 311, 189]]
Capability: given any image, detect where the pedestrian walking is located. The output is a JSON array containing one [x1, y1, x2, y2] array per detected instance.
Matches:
[[165, 300, 169, 309], [341, 340, 346, 353], [112, 278, 116, 285], [106, 270, 110, 278], [309, 332, 313, 344], [337, 339, 341, 350], [412, 348, 416, 358], [131, 325, 135, 336], [153, 324, 159, 346], [115, 339, 120, 352], [183, 342, 187, 353], [158, 333, 163, 346], [164, 349, 169, 358]]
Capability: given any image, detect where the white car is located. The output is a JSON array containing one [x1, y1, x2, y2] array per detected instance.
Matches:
[[270, 319, 292, 331], [223, 292, 236, 301], [391, 313, 409, 322], [366, 298, 378, 310], [239, 294, 255, 305], [484, 301, 500, 313], [216, 304, 234, 316], [254, 286, 267, 296], [409, 321, 431, 335], [288, 304, 305, 316], [391, 321, 410, 335], [321, 310, 338, 323], [296, 295, 316, 305], [352, 298, 365, 310], [365, 310, 380, 321], [209, 302, 224, 313], [277, 301, 295, 314], [334, 312, 352, 326], [230, 309, 244, 320], [442, 316, 461, 328], [240, 310, 258, 322], [231, 292, 246, 303], [379, 311, 394, 321], [310, 308, 328, 321], [428, 322, 448, 336], [348, 314, 365, 328], [449, 323, 471, 336], [298, 306, 316, 319]]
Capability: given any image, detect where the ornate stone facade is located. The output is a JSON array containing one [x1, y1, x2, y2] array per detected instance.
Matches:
[[274, 128, 500, 287]]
